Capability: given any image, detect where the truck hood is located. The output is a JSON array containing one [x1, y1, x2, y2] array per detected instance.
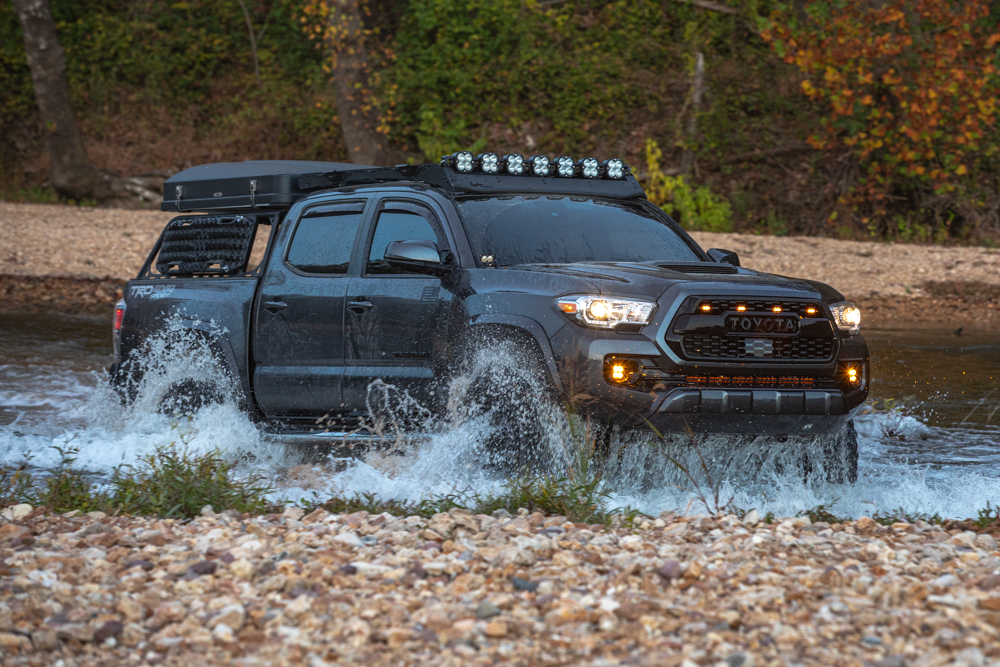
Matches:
[[507, 261, 844, 302]]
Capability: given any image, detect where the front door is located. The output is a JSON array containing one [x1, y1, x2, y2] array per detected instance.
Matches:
[[253, 200, 368, 419], [343, 199, 453, 411]]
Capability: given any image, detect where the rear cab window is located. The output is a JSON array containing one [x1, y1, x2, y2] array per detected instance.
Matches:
[[286, 203, 366, 275]]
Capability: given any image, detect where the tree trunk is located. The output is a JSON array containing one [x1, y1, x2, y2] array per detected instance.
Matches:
[[12, 0, 98, 200], [326, 0, 386, 166], [681, 50, 705, 177]]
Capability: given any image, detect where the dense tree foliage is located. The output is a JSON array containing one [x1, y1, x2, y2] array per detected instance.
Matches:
[[2, 0, 998, 241], [762, 0, 1000, 240]]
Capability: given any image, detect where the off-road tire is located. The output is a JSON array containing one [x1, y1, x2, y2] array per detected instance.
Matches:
[[818, 420, 859, 484], [458, 329, 558, 474], [159, 379, 225, 417]]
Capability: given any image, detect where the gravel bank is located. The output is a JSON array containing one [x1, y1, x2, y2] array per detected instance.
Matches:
[[2, 202, 998, 327], [3, 506, 1000, 666]]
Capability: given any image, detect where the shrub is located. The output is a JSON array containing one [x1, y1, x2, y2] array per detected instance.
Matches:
[[107, 447, 274, 519], [645, 139, 733, 233], [760, 0, 1000, 237], [0, 445, 274, 519]]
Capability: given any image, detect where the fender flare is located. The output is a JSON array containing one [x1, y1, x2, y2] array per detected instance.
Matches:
[[466, 313, 564, 393], [174, 319, 252, 408]]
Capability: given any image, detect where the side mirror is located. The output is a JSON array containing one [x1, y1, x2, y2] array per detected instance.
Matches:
[[384, 239, 450, 273], [706, 248, 740, 267]]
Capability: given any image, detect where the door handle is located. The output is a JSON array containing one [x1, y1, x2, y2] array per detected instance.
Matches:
[[347, 299, 373, 315], [263, 299, 288, 313]]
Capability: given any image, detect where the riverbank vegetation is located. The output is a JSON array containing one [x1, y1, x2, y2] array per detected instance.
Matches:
[[2, 0, 998, 242], [3, 444, 1000, 532]]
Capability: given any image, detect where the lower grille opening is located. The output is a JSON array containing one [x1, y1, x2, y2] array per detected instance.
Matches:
[[684, 375, 825, 389]]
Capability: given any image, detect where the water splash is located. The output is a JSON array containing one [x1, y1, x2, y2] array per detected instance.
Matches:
[[2, 317, 1000, 520]]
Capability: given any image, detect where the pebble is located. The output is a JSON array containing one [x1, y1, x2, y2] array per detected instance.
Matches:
[[2, 509, 1000, 665], [657, 559, 682, 581], [0, 503, 32, 521], [476, 600, 501, 620]]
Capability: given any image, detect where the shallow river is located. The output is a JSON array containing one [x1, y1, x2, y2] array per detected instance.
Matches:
[[1, 311, 998, 520]]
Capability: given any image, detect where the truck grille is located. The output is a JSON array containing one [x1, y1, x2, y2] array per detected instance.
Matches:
[[682, 333, 835, 360], [695, 299, 820, 317]]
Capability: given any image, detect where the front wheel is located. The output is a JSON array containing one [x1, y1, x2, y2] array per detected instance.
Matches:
[[453, 330, 560, 474]]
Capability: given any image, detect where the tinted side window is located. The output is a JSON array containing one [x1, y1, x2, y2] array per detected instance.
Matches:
[[286, 212, 363, 274], [367, 209, 440, 275]]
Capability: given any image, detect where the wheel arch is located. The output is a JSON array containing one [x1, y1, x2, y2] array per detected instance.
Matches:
[[461, 314, 564, 394]]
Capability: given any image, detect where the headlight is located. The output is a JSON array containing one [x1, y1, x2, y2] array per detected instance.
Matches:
[[529, 155, 551, 177], [478, 152, 499, 174], [578, 157, 599, 179], [603, 158, 626, 179], [452, 151, 474, 173], [555, 156, 575, 177], [829, 301, 861, 334], [503, 153, 525, 175], [556, 296, 657, 329]]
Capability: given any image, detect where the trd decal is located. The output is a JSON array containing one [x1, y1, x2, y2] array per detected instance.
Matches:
[[130, 285, 176, 300]]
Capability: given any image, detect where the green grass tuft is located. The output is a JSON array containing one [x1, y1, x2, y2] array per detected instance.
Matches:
[[107, 447, 275, 519], [0, 445, 275, 519], [798, 502, 847, 525], [307, 475, 635, 525]]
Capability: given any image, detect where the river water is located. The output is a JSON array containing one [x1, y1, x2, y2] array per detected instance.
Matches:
[[1, 311, 998, 520]]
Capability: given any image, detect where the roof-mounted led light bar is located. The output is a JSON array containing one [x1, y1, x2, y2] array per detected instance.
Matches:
[[441, 151, 630, 180]]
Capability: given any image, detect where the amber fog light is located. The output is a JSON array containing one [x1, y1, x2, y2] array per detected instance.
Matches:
[[605, 358, 640, 386], [841, 362, 866, 391]]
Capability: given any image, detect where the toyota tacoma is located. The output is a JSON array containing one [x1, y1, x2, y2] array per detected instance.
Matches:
[[110, 153, 869, 480]]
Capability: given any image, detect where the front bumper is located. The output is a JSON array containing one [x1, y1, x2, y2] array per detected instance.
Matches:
[[548, 302, 869, 435], [647, 387, 859, 434]]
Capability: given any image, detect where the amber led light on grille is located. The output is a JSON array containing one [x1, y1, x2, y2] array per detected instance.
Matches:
[[736, 304, 747, 312], [700, 303, 712, 312]]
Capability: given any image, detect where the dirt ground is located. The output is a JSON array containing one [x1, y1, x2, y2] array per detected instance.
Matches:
[[1, 202, 998, 328]]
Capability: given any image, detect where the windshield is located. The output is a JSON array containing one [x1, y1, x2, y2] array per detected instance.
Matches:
[[456, 196, 701, 266]]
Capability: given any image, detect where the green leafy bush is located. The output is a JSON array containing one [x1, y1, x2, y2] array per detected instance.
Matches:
[[645, 139, 733, 233]]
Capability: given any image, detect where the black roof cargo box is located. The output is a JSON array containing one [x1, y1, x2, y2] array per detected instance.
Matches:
[[161, 160, 376, 212], [161, 159, 647, 213]]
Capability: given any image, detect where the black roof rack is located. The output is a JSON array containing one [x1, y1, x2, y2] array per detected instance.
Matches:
[[161, 160, 645, 213]]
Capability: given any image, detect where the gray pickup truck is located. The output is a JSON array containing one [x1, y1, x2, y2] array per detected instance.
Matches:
[[111, 155, 869, 480]]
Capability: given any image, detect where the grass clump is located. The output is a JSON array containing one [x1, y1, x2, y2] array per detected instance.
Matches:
[[107, 448, 274, 519], [872, 507, 944, 527], [38, 447, 108, 514], [476, 476, 620, 525], [0, 445, 275, 519], [308, 475, 632, 525], [798, 503, 847, 525], [0, 459, 35, 507]]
